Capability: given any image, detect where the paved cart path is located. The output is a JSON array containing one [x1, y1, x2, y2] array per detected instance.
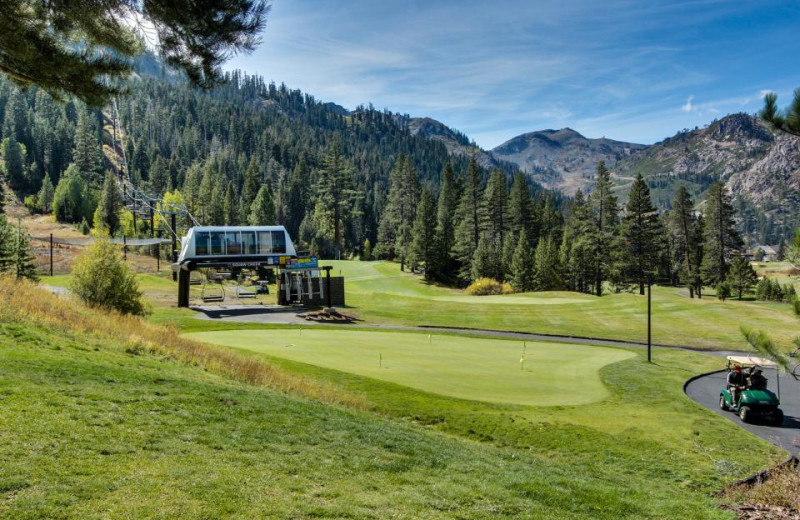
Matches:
[[685, 369, 800, 455]]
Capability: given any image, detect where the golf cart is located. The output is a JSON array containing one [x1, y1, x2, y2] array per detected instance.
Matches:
[[719, 355, 783, 425]]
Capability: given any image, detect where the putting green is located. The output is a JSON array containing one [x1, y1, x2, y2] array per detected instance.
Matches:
[[185, 330, 635, 406]]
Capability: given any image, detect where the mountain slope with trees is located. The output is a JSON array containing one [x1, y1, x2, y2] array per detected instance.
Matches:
[[613, 113, 800, 244]]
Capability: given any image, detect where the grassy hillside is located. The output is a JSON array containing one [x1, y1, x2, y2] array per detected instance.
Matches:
[[0, 277, 785, 518]]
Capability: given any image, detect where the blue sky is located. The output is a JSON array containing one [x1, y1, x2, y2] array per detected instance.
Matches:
[[227, 0, 800, 149]]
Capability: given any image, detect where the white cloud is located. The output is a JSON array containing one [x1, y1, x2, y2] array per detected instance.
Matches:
[[681, 95, 694, 112], [760, 89, 776, 99]]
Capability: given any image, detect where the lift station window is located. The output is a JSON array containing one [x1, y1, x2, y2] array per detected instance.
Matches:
[[241, 231, 257, 254], [225, 232, 242, 254], [210, 232, 224, 255], [272, 231, 286, 254], [195, 232, 210, 255], [257, 231, 272, 254]]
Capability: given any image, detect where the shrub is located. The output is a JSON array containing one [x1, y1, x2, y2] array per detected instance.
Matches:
[[465, 277, 513, 296], [69, 238, 147, 315], [23, 194, 39, 213], [716, 281, 731, 301]]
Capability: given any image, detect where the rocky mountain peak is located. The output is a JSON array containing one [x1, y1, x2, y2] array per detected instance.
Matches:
[[490, 128, 647, 194]]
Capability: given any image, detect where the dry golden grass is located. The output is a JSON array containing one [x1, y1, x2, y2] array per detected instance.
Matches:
[[0, 276, 368, 409], [723, 463, 800, 511]]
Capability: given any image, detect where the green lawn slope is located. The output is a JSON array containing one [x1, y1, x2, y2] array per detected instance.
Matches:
[[0, 278, 784, 519]]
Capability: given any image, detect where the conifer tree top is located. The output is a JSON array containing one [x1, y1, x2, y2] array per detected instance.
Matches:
[[0, 0, 269, 106]]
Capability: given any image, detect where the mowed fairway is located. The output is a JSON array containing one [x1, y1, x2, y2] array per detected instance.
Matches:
[[185, 330, 635, 406], [330, 260, 800, 350]]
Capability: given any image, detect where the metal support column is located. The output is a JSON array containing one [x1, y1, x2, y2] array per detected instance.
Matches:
[[149, 206, 155, 237], [171, 213, 177, 281], [325, 266, 332, 309], [647, 273, 652, 363], [178, 268, 190, 308]]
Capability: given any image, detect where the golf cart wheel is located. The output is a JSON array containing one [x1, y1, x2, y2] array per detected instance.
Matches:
[[739, 406, 751, 423], [719, 396, 727, 411], [773, 410, 784, 426]]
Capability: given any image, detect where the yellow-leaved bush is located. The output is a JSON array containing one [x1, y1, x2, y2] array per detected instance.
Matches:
[[465, 277, 513, 296]]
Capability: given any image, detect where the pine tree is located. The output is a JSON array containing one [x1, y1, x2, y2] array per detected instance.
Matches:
[[434, 161, 458, 281], [482, 169, 509, 249], [1, 135, 26, 190], [37, 173, 54, 213], [312, 137, 358, 259], [376, 156, 406, 259], [692, 215, 706, 298], [540, 194, 561, 242], [72, 107, 102, 183], [12, 220, 38, 281], [249, 184, 276, 225], [726, 255, 758, 300], [0, 216, 13, 273], [761, 89, 800, 137], [209, 184, 224, 225], [533, 235, 560, 291], [501, 232, 516, 281], [621, 174, 661, 294], [148, 156, 171, 195], [2, 90, 28, 143], [410, 186, 438, 280], [510, 230, 535, 292], [588, 161, 618, 296], [508, 172, 535, 242], [241, 157, 262, 220], [284, 155, 310, 240], [223, 184, 238, 225], [669, 186, 700, 297], [453, 156, 482, 283], [96, 172, 123, 236], [471, 234, 500, 281], [701, 182, 742, 284], [0, 1, 269, 106]]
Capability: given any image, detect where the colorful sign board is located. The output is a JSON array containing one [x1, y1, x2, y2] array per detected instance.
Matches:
[[285, 256, 318, 269]]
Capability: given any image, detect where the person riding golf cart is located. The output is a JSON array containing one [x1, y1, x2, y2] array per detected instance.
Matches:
[[719, 355, 783, 425]]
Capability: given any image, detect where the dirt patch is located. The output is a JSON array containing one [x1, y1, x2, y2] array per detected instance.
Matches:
[[722, 504, 800, 520]]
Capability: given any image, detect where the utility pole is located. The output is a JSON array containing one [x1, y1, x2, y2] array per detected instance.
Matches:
[[16, 217, 21, 279], [647, 273, 652, 363], [49, 233, 53, 277]]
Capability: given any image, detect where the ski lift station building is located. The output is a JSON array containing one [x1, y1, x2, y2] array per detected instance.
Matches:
[[172, 226, 344, 308]]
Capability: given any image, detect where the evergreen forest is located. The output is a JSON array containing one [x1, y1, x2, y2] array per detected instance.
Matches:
[[0, 64, 762, 296]]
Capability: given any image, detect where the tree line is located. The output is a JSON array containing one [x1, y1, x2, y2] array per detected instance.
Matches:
[[375, 157, 749, 296]]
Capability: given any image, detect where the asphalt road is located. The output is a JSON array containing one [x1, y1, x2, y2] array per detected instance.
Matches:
[[685, 368, 800, 455]]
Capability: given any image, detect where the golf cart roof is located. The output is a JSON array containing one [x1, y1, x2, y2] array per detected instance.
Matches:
[[726, 355, 779, 368]]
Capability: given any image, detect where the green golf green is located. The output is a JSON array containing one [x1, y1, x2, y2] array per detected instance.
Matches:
[[185, 330, 635, 406]]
